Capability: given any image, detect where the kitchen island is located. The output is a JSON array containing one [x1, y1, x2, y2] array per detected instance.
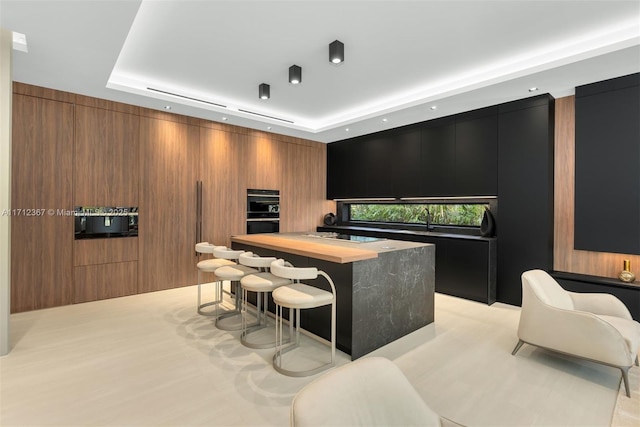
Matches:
[[231, 232, 435, 359]]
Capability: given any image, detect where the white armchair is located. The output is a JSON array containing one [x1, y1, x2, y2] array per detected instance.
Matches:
[[513, 269, 640, 397], [290, 357, 463, 426]]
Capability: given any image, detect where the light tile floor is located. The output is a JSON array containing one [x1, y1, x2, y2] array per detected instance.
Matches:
[[0, 286, 638, 426]]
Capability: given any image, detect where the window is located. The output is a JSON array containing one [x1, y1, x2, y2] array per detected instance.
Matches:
[[348, 203, 488, 227]]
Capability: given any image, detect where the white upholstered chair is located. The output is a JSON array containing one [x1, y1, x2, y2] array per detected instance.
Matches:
[[290, 357, 463, 427], [194, 242, 236, 316], [212, 247, 259, 330], [238, 252, 292, 348], [512, 269, 640, 397], [270, 259, 336, 377]]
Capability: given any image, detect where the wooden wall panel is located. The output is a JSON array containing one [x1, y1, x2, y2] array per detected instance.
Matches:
[[74, 105, 139, 206], [245, 131, 284, 191], [74, 237, 138, 266], [281, 141, 334, 233], [138, 117, 199, 293], [75, 94, 140, 115], [200, 128, 247, 247], [11, 83, 331, 311], [12, 82, 75, 104], [554, 95, 640, 278], [74, 261, 137, 303], [11, 94, 74, 312]]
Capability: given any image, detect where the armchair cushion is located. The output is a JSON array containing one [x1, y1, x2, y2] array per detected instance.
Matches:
[[597, 315, 640, 355], [570, 291, 633, 319]]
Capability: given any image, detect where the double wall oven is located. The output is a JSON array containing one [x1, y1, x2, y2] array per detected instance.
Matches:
[[246, 189, 280, 234]]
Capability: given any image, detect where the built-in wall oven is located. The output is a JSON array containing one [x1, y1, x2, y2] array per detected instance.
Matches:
[[247, 189, 279, 234]]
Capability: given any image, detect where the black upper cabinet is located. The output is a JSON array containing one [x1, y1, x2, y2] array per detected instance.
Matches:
[[364, 134, 396, 198], [326, 103, 500, 200], [574, 73, 640, 255], [327, 139, 368, 199], [393, 127, 423, 197], [420, 118, 455, 196], [454, 107, 498, 196], [326, 141, 349, 199]]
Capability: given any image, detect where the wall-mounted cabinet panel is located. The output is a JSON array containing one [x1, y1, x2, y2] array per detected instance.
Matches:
[[327, 140, 368, 199], [11, 94, 74, 312], [245, 132, 284, 191], [574, 73, 640, 255], [74, 106, 139, 206], [326, 141, 349, 200], [454, 109, 497, 196], [363, 135, 396, 198], [392, 128, 422, 197], [420, 118, 455, 197], [74, 237, 138, 266], [326, 106, 498, 199], [138, 117, 199, 293], [345, 140, 368, 198], [282, 141, 328, 233], [200, 128, 247, 247], [74, 261, 137, 303], [497, 95, 554, 305]]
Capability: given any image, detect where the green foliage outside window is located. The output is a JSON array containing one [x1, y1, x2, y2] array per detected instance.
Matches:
[[350, 204, 487, 227]]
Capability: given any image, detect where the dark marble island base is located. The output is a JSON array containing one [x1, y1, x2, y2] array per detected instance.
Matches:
[[232, 233, 435, 359]]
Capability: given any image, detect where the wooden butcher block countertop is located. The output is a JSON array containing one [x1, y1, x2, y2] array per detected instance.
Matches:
[[231, 232, 429, 264]]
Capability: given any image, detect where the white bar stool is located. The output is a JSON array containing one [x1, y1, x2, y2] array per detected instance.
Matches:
[[270, 259, 337, 377], [239, 252, 292, 349], [213, 247, 259, 331], [195, 242, 236, 316]]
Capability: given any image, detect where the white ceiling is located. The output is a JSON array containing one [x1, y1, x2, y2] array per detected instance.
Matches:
[[2, 0, 639, 143]]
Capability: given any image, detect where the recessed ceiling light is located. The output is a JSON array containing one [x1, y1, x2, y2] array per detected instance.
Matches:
[[164, 105, 171, 110], [267, 126, 272, 130], [382, 118, 388, 122], [345, 128, 350, 132], [222, 117, 228, 121], [529, 87, 539, 92], [430, 105, 437, 110]]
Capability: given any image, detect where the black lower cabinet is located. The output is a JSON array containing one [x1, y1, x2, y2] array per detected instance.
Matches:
[[317, 226, 496, 305], [497, 95, 555, 306]]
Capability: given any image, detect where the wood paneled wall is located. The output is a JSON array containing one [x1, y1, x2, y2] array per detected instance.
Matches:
[[138, 117, 200, 293], [554, 95, 640, 278], [11, 94, 74, 311], [11, 82, 331, 310], [74, 105, 139, 206]]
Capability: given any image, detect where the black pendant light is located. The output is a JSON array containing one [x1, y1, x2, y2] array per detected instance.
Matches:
[[259, 83, 270, 99], [289, 65, 302, 84], [329, 40, 344, 64]]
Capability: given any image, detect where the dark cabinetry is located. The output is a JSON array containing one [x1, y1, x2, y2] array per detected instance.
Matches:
[[317, 226, 496, 304], [454, 107, 497, 196], [497, 95, 554, 305], [420, 118, 455, 196], [326, 107, 497, 199], [574, 73, 640, 255]]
